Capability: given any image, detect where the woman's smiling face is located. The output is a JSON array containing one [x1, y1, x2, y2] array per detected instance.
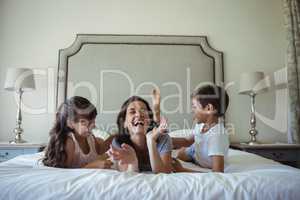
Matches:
[[124, 100, 151, 136]]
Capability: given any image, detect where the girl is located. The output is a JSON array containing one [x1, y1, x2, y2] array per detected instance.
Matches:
[[42, 96, 114, 168], [108, 94, 173, 173]]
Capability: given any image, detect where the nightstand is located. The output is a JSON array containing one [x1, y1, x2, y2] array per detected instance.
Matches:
[[0, 143, 46, 162], [230, 143, 300, 168]]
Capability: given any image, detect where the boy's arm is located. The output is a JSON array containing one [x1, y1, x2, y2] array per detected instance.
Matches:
[[172, 135, 194, 149], [211, 155, 224, 172], [208, 134, 227, 172]]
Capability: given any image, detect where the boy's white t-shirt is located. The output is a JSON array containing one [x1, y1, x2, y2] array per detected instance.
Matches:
[[191, 123, 229, 168]]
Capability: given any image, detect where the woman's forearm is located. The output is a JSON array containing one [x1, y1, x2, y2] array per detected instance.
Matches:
[[153, 105, 160, 124], [147, 139, 172, 173]]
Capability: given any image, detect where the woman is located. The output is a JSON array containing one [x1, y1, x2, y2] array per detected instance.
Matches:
[[108, 95, 173, 173]]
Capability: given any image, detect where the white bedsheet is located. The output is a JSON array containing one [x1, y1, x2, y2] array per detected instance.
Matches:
[[0, 149, 300, 200]]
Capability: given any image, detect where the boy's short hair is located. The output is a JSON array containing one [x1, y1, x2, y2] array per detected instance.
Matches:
[[191, 84, 229, 117]]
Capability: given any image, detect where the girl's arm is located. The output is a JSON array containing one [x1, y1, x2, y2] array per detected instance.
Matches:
[[82, 159, 113, 169], [103, 134, 115, 151], [65, 137, 112, 169], [94, 134, 115, 155], [211, 155, 224, 172], [64, 138, 75, 167]]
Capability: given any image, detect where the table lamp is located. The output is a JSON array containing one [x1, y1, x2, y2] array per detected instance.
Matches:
[[4, 68, 35, 143], [239, 71, 269, 145]]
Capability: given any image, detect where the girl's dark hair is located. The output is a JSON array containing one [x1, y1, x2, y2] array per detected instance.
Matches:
[[115, 96, 155, 146], [42, 96, 97, 168], [191, 84, 229, 117]]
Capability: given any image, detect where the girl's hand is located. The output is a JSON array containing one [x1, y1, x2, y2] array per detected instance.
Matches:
[[86, 159, 113, 169], [108, 144, 138, 166], [147, 117, 168, 142]]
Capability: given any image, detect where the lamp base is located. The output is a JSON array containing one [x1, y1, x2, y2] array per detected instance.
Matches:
[[10, 127, 27, 144], [247, 141, 260, 145], [9, 138, 27, 144]]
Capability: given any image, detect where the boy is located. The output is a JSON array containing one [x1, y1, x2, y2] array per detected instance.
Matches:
[[172, 85, 229, 172]]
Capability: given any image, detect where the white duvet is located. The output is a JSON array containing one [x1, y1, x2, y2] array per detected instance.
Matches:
[[0, 149, 300, 200]]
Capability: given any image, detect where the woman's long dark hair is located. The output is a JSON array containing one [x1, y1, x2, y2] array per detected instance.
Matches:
[[115, 96, 155, 147], [42, 96, 97, 168]]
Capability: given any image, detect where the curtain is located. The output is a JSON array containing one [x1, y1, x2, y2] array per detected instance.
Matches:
[[282, 0, 300, 143]]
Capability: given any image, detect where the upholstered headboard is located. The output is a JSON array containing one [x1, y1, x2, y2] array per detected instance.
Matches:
[[56, 34, 224, 132]]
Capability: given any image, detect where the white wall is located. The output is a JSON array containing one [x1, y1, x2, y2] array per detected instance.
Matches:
[[0, 0, 287, 143]]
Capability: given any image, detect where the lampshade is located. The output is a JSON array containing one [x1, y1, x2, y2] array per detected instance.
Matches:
[[4, 68, 35, 92], [239, 72, 269, 95]]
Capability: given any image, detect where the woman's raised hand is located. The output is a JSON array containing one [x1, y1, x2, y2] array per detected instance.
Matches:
[[158, 117, 168, 134], [152, 88, 161, 123], [147, 117, 168, 142], [152, 88, 161, 109]]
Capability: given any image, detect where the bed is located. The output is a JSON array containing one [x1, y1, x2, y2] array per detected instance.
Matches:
[[0, 34, 300, 200], [1, 148, 300, 199]]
